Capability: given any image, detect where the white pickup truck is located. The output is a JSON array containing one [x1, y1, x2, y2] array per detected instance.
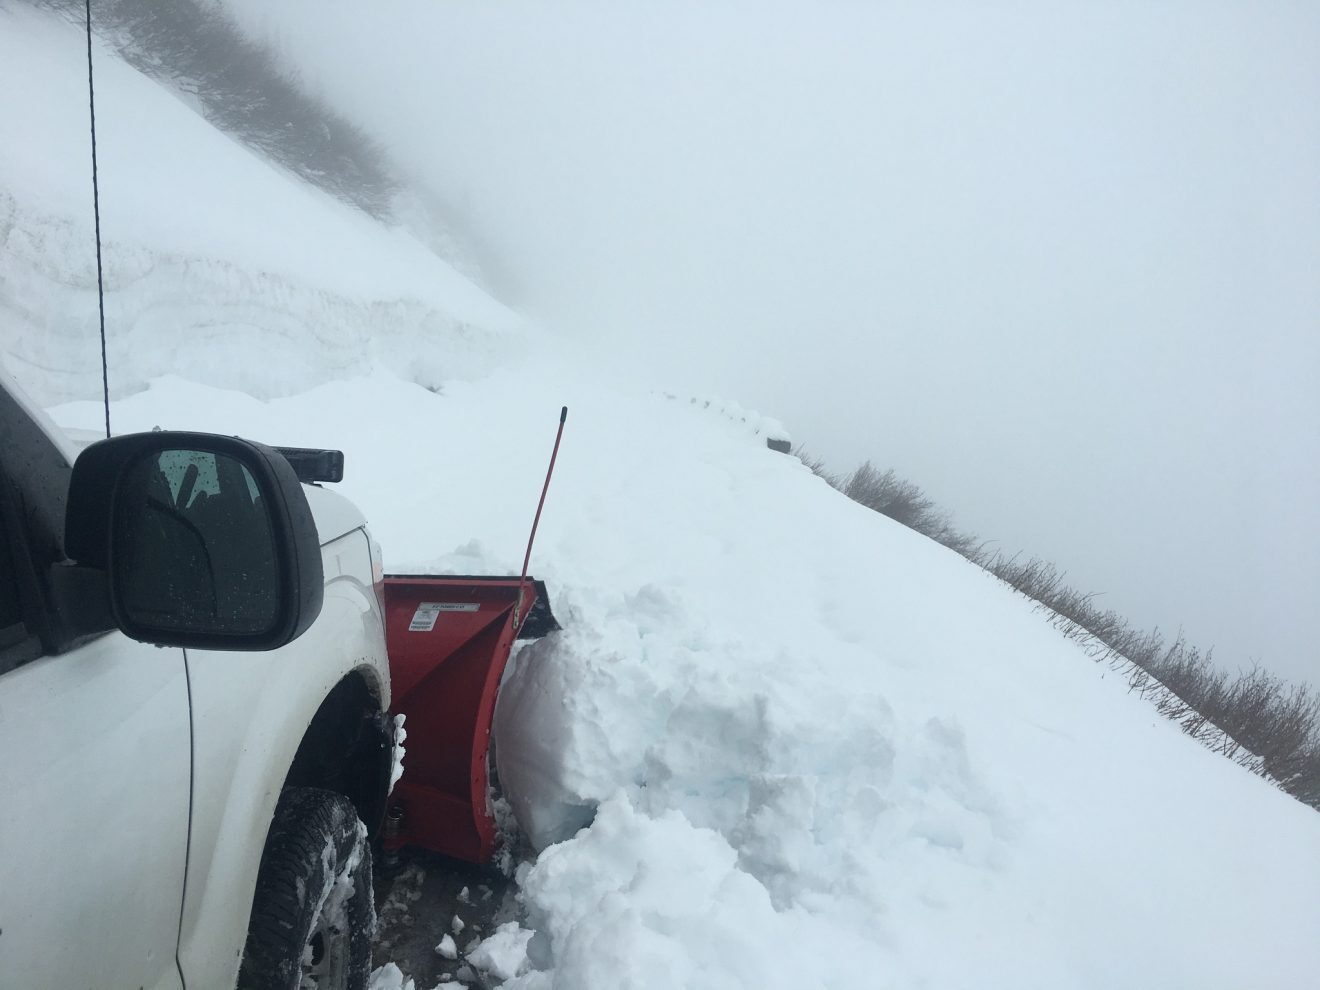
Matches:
[[0, 372, 394, 990]]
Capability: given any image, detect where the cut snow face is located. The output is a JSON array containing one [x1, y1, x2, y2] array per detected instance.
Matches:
[[0, 4, 522, 407], [51, 368, 1320, 989]]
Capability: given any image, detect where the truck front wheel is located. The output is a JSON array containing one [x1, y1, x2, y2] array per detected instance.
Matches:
[[239, 787, 375, 990]]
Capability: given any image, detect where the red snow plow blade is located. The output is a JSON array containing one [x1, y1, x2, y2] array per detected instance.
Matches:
[[382, 574, 558, 863]]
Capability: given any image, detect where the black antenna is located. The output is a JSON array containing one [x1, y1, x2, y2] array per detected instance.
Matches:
[[84, 0, 111, 438], [513, 406, 568, 629]]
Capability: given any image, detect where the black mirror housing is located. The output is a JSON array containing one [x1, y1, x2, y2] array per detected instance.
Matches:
[[65, 432, 324, 651]]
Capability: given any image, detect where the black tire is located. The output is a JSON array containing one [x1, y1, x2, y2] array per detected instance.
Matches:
[[239, 787, 375, 990]]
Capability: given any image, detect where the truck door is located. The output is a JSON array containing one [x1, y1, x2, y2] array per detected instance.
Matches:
[[0, 399, 191, 990]]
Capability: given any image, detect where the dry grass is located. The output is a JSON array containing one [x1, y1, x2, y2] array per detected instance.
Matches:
[[800, 448, 1319, 810]]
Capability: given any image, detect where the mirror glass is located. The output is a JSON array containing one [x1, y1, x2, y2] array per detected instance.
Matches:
[[113, 448, 279, 636]]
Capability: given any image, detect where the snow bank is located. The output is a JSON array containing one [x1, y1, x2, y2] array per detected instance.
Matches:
[[501, 792, 879, 989], [0, 4, 521, 406], [51, 367, 1320, 990]]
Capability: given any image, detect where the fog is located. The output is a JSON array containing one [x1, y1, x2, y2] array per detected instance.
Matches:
[[220, 0, 1319, 683]]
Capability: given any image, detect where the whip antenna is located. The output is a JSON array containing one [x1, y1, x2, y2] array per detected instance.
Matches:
[[84, 0, 111, 438], [514, 406, 568, 628]]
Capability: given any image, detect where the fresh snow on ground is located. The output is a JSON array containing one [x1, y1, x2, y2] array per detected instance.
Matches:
[[8, 5, 1320, 987], [51, 368, 1320, 988]]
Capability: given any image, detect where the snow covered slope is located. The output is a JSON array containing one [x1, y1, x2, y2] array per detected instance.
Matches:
[[0, 3, 521, 407], [10, 5, 1320, 987], [52, 369, 1320, 989]]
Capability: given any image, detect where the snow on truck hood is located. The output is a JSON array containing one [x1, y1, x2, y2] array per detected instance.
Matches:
[[302, 483, 366, 545]]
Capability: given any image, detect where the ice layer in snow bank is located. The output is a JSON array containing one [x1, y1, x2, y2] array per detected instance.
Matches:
[[50, 367, 1320, 990]]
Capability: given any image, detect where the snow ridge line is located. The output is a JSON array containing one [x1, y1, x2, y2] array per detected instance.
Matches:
[[1022, 594, 1272, 780], [659, 391, 791, 447]]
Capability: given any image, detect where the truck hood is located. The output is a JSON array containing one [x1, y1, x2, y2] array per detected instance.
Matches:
[[302, 484, 366, 545]]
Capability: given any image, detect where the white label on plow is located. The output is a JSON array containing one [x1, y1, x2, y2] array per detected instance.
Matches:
[[408, 602, 480, 632], [408, 603, 442, 631]]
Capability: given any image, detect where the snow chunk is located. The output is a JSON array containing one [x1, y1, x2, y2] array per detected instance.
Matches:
[[390, 713, 407, 792], [368, 963, 415, 990], [467, 922, 535, 983], [434, 934, 458, 960]]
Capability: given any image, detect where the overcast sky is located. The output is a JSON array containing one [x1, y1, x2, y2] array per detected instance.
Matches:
[[221, 0, 1319, 684]]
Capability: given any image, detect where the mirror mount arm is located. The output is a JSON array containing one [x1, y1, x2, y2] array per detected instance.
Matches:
[[44, 562, 116, 649]]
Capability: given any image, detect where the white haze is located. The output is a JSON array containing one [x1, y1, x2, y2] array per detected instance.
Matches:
[[219, 0, 1320, 683]]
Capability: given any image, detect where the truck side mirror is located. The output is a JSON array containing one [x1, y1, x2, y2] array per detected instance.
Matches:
[[64, 432, 324, 651]]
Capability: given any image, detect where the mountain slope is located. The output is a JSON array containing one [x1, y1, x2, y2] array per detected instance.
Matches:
[[0, 1, 519, 406]]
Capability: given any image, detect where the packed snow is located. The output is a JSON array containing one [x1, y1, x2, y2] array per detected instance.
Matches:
[[6, 5, 1320, 988]]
